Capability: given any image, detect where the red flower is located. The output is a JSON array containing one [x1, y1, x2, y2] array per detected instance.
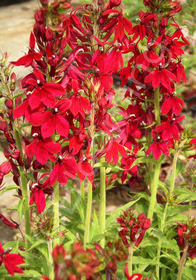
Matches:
[[0, 243, 25, 276], [29, 110, 69, 138], [12, 32, 42, 67], [78, 160, 94, 182], [189, 138, 196, 149], [0, 161, 12, 185], [26, 69, 65, 109], [161, 94, 184, 115], [70, 94, 92, 118], [146, 140, 169, 160], [29, 185, 46, 214], [125, 264, 151, 280], [69, 133, 87, 155], [155, 116, 184, 141], [97, 139, 127, 165], [26, 133, 61, 165], [50, 155, 78, 186], [144, 67, 177, 90], [114, 11, 132, 42]]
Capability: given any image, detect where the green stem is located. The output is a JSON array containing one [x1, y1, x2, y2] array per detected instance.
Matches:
[[148, 160, 161, 220], [177, 243, 188, 280], [147, 86, 161, 221], [14, 128, 31, 249], [99, 155, 106, 248], [154, 87, 161, 126], [84, 180, 92, 248], [53, 181, 59, 246], [48, 239, 54, 280], [128, 242, 134, 276], [170, 151, 179, 196], [80, 180, 85, 201], [84, 106, 95, 248]]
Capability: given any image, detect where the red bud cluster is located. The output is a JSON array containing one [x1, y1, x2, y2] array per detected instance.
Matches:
[[176, 219, 196, 259], [117, 210, 151, 247]]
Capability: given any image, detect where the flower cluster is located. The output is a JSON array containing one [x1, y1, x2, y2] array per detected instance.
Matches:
[[51, 242, 102, 280], [117, 210, 151, 247], [95, 239, 128, 279]]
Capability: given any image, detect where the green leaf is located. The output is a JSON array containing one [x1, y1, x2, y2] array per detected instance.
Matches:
[[0, 185, 20, 195], [36, 242, 49, 260], [132, 256, 159, 266], [166, 205, 190, 218], [89, 210, 100, 243], [21, 269, 42, 278]]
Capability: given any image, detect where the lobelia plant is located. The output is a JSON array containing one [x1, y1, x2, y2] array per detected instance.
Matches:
[[0, 0, 196, 279]]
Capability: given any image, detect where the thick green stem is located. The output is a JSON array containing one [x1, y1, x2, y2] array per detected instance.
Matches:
[[148, 160, 161, 220], [148, 86, 161, 221], [154, 87, 161, 126], [84, 180, 92, 248], [177, 243, 188, 280], [53, 181, 59, 246], [170, 151, 179, 195], [128, 242, 134, 276], [84, 106, 95, 248], [20, 166, 31, 249], [48, 239, 55, 280], [99, 155, 106, 248], [80, 181, 85, 201]]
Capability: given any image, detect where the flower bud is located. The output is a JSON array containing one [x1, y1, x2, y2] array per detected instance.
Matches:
[[45, 28, 53, 41], [34, 10, 45, 24], [5, 98, 13, 109], [0, 52, 8, 67], [161, 17, 168, 27]]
